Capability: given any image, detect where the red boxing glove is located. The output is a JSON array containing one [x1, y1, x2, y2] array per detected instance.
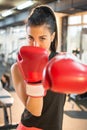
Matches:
[[17, 46, 48, 97], [43, 53, 87, 94]]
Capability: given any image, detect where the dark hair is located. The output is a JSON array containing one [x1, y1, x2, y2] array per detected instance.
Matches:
[[26, 5, 58, 52], [1, 74, 10, 89]]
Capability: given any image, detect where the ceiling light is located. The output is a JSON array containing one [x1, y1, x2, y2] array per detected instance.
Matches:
[[17, 1, 34, 10], [2, 10, 13, 17]]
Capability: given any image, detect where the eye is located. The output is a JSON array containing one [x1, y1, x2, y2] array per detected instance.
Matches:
[[28, 35, 34, 41], [28, 36, 33, 40], [40, 37, 46, 41]]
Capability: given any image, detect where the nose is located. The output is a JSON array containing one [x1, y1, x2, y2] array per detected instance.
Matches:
[[33, 41, 39, 47]]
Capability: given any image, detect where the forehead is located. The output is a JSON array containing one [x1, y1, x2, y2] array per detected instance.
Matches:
[[26, 24, 51, 35]]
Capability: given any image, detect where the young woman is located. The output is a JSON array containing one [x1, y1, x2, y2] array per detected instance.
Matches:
[[11, 5, 66, 130]]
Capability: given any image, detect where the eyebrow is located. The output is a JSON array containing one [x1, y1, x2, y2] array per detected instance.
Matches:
[[28, 35, 47, 37], [28, 35, 33, 38], [39, 35, 47, 37]]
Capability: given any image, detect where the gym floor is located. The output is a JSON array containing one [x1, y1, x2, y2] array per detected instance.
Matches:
[[0, 91, 87, 130]]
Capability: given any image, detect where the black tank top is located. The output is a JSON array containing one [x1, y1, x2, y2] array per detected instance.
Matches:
[[21, 51, 66, 130]]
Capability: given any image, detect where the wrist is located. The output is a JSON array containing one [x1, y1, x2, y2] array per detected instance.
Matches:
[[26, 83, 46, 97]]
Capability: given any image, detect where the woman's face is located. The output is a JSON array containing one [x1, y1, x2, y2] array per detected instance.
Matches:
[[26, 24, 55, 53]]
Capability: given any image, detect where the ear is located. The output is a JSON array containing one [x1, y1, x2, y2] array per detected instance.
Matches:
[[51, 32, 55, 42]]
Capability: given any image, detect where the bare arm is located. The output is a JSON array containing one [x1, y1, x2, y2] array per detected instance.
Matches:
[[11, 63, 43, 116]]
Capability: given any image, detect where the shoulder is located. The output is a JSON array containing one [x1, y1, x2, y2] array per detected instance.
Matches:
[[11, 62, 19, 74], [11, 62, 24, 84]]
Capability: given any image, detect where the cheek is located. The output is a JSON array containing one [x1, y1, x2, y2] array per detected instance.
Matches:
[[27, 41, 33, 46], [40, 41, 51, 50], [27, 39, 34, 46]]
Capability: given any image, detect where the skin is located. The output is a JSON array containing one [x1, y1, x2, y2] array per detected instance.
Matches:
[[1, 75, 6, 83], [11, 24, 55, 116]]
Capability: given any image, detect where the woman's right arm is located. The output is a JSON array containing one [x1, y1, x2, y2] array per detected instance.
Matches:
[[11, 63, 43, 116]]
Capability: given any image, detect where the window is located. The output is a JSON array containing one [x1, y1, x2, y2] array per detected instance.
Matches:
[[83, 15, 87, 23], [68, 16, 81, 25]]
